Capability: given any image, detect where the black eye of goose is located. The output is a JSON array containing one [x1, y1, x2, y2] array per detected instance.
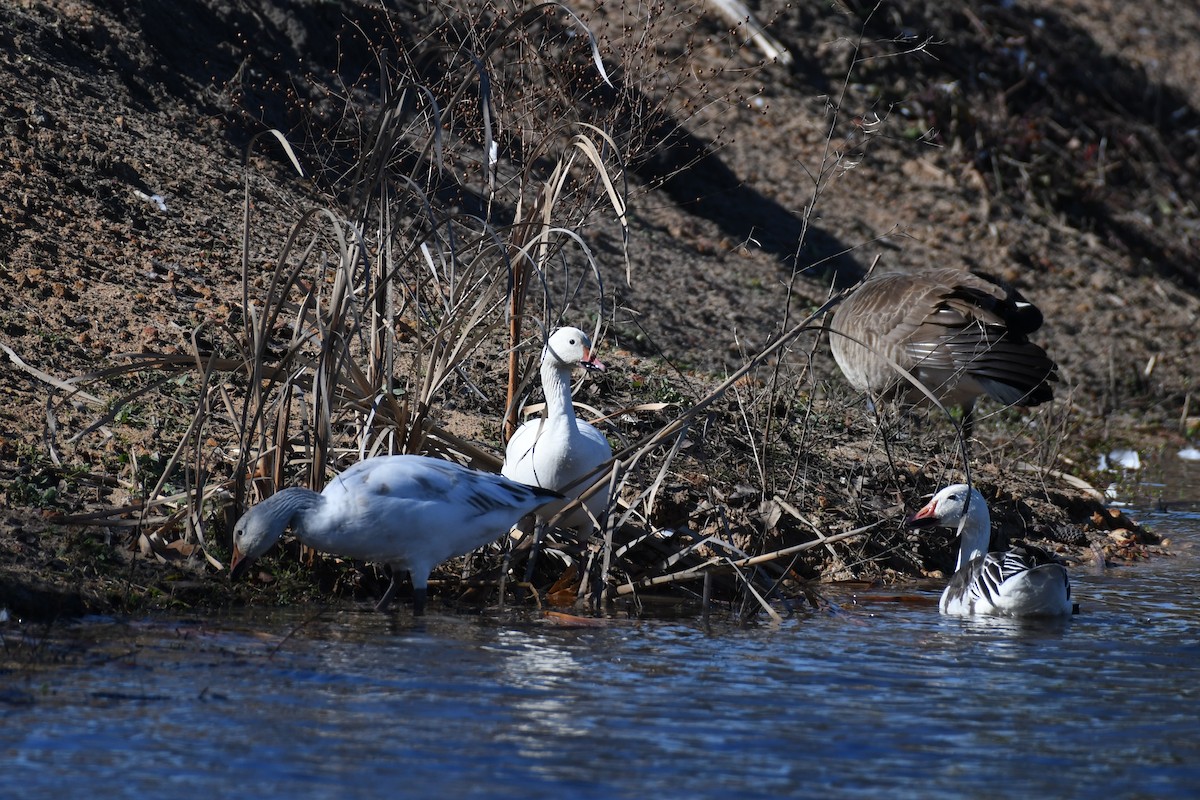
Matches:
[[569, 338, 577, 345]]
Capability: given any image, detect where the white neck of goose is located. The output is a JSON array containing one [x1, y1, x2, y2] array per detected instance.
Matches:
[[540, 352, 580, 428], [954, 491, 992, 571]]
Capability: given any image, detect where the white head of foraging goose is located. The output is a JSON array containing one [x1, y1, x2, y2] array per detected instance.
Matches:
[[907, 484, 1073, 617], [828, 268, 1058, 435], [230, 455, 562, 615], [502, 326, 613, 535]]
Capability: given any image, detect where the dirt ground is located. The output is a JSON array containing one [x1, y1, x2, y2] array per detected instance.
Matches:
[[1, 0, 1195, 619]]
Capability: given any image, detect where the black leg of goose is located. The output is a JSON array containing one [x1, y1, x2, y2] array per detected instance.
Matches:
[[961, 403, 976, 448], [412, 583, 428, 617], [868, 396, 906, 496], [374, 570, 400, 612], [523, 517, 548, 583]]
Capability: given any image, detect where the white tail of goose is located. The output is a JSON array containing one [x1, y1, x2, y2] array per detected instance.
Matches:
[[908, 484, 1073, 617], [829, 268, 1057, 433]]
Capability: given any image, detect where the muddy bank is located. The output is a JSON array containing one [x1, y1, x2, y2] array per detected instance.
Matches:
[[0, 0, 1195, 620]]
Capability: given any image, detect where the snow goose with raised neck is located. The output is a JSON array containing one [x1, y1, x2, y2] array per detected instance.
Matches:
[[502, 326, 613, 535], [908, 483, 1073, 617], [230, 455, 562, 615], [828, 268, 1057, 434]]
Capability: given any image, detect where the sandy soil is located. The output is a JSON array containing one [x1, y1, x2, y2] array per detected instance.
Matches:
[[0, 0, 1195, 619]]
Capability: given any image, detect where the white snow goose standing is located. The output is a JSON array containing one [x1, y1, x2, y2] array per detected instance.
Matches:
[[229, 455, 562, 615], [502, 326, 613, 537], [828, 268, 1058, 435], [908, 483, 1073, 617]]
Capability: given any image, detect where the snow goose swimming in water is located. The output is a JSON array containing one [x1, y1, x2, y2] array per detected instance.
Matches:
[[502, 326, 613, 537], [828, 268, 1057, 435], [230, 455, 562, 615], [908, 484, 1073, 617]]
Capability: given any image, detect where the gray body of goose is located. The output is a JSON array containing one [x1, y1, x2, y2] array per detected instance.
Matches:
[[230, 455, 562, 615], [828, 268, 1057, 432], [502, 327, 613, 535], [908, 484, 1073, 617]]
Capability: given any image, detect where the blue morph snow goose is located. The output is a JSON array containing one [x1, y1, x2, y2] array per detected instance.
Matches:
[[828, 268, 1057, 434], [908, 484, 1073, 617], [230, 455, 562, 615]]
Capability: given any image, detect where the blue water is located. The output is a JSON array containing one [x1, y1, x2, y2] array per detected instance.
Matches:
[[2, 509, 1199, 799]]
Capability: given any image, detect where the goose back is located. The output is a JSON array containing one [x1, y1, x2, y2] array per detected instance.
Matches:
[[829, 268, 1057, 413], [940, 543, 1072, 616]]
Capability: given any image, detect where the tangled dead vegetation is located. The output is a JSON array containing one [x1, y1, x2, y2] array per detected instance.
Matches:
[[1, 0, 1189, 620]]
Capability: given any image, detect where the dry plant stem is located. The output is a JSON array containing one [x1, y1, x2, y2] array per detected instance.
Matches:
[[1, 340, 102, 405], [702, 0, 793, 66], [772, 495, 842, 563], [503, 132, 627, 440], [167, 350, 223, 547], [497, 550, 512, 613], [640, 424, 691, 526], [758, 553, 808, 609], [725, 557, 784, 623], [522, 519, 549, 584], [770, 0, 913, 484], [240, 128, 305, 345], [614, 522, 883, 597], [598, 509, 616, 608], [1016, 461, 1105, 501], [64, 371, 179, 445], [731, 382, 766, 493]]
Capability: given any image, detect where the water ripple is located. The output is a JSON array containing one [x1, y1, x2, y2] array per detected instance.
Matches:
[[2, 513, 1199, 798]]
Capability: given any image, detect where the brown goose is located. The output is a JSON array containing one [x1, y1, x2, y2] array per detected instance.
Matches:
[[828, 268, 1057, 434]]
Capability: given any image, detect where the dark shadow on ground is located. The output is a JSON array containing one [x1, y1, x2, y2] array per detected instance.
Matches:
[[828, 0, 1200, 290], [633, 117, 867, 287]]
